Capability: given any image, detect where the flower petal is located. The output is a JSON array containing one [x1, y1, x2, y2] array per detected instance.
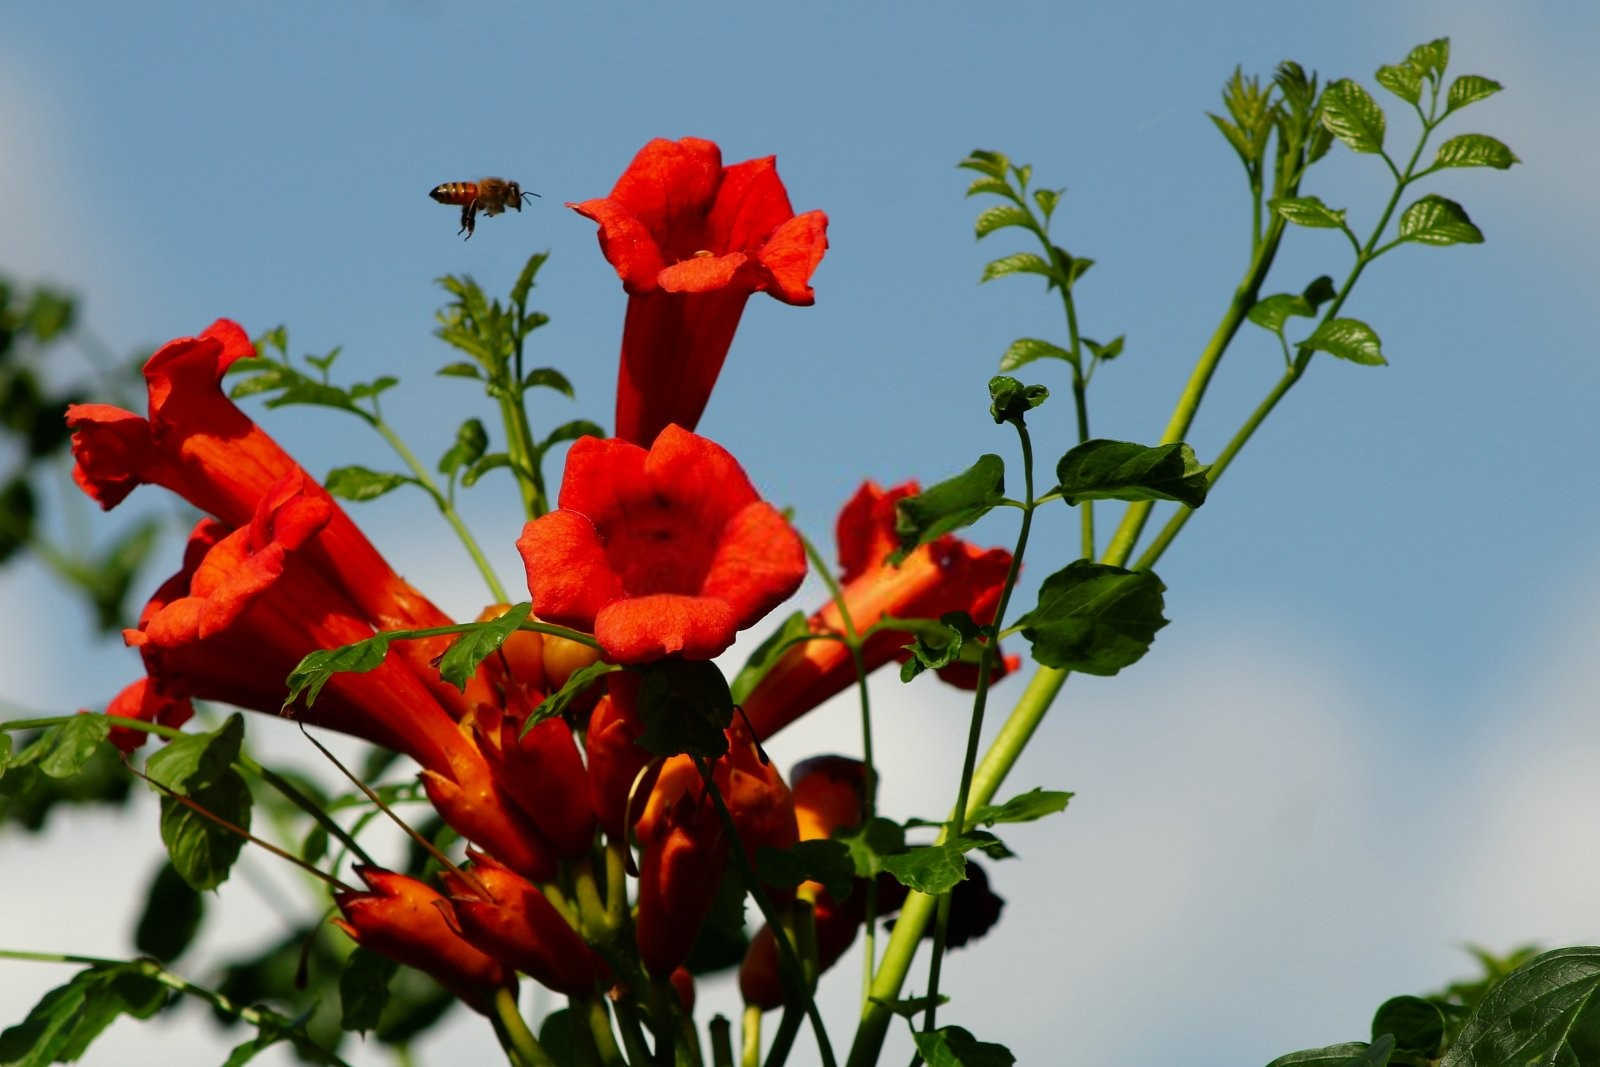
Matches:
[[594, 593, 738, 662], [517, 509, 625, 630]]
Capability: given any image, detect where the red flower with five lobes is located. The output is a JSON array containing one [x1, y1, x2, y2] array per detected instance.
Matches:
[[440, 850, 605, 996], [128, 473, 555, 881], [100, 677, 194, 754], [517, 425, 806, 664], [64, 320, 469, 717], [741, 481, 1018, 740], [570, 137, 829, 445], [333, 867, 513, 1015]]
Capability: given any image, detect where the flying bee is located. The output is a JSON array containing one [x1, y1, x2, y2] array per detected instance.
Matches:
[[428, 177, 540, 239]]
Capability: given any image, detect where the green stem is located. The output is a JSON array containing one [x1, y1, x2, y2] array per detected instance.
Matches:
[[494, 987, 555, 1067], [369, 414, 509, 603], [1072, 375, 1094, 559], [711, 1016, 735, 1067], [919, 420, 1036, 1035], [762, 1009, 804, 1067], [582, 995, 626, 1067], [741, 1006, 763, 1067], [613, 996, 654, 1065]]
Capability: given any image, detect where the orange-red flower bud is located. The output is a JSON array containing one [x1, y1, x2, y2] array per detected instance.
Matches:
[[467, 701, 597, 861], [332, 867, 513, 1015]]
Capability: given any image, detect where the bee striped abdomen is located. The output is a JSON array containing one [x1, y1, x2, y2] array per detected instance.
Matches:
[[429, 182, 480, 206]]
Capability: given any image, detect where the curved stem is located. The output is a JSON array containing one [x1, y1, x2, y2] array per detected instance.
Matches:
[[493, 987, 555, 1067]]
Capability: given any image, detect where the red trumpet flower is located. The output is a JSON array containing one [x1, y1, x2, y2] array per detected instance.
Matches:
[[571, 137, 828, 445]]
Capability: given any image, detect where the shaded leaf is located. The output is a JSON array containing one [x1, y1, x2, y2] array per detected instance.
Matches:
[[987, 376, 1048, 425], [541, 419, 606, 450], [340, 947, 398, 1033], [286, 634, 395, 707], [324, 466, 413, 502], [968, 788, 1073, 827], [1399, 195, 1483, 246], [911, 1025, 1016, 1067], [636, 660, 734, 758], [1249, 293, 1316, 334], [1014, 561, 1168, 675], [1082, 335, 1124, 361], [134, 861, 205, 962], [36, 716, 110, 779], [527, 661, 620, 734], [729, 612, 813, 705], [522, 367, 573, 397], [436, 603, 530, 690], [1441, 947, 1600, 1067], [1055, 439, 1209, 508], [756, 839, 855, 904], [837, 817, 907, 878], [509, 251, 548, 311], [1267, 1036, 1395, 1066], [1372, 995, 1444, 1055], [892, 455, 1005, 557], [437, 418, 488, 477], [1304, 318, 1387, 366], [160, 768, 251, 890], [900, 612, 980, 682], [881, 842, 968, 895]]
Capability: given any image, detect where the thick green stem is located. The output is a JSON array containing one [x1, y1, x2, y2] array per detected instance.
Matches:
[[493, 986, 554, 1067], [370, 415, 510, 603], [741, 1006, 763, 1067], [582, 996, 625, 1067]]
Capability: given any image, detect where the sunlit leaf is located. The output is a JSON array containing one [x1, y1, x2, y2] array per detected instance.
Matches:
[[1398, 195, 1483, 246], [1304, 318, 1387, 366]]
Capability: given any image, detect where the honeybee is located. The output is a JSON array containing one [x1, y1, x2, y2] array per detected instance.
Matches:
[[428, 177, 540, 239]]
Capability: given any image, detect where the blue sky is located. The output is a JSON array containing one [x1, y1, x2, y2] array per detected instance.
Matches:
[[3, 3, 1599, 1065]]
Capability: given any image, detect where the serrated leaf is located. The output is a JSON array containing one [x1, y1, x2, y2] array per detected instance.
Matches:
[[1209, 113, 1255, 165], [324, 465, 413, 502], [1267, 1036, 1395, 1067], [636, 659, 734, 759], [436, 603, 530, 691], [509, 252, 548, 311], [285, 634, 394, 707], [134, 862, 204, 962], [1446, 74, 1502, 113], [1304, 318, 1387, 366], [958, 150, 1009, 179], [973, 205, 1031, 239], [912, 1025, 1016, 1067], [261, 380, 362, 414], [522, 367, 573, 397], [436, 361, 482, 379], [1399, 195, 1483, 246], [987, 376, 1048, 425], [1014, 560, 1168, 675], [998, 338, 1072, 372], [1272, 195, 1347, 229], [979, 252, 1055, 285], [1249, 294, 1316, 334], [1055, 439, 1210, 508], [1406, 38, 1450, 80], [526, 661, 619, 733], [964, 176, 1014, 200], [161, 768, 251, 890], [729, 611, 813, 705], [36, 716, 110, 779], [437, 417, 489, 477], [340, 947, 397, 1033], [881, 842, 968, 895], [1433, 133, 1518, 170], [837, 817, 907, 878], [892, 454, 1005, 557], [1321, 79, 1386, 154], [1375, 63, 1423, 104], [1441, 947, 1600, 1067], [540, 419, 605, 450], [968, 788, 1073, 827]]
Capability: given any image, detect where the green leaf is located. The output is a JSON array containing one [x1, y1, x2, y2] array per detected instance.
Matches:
[[911, 1025, 1016, 1067], [285, 634, 395, 707], [1267, 1036, 1395, 1066], [870, 994, 949, 1020], [0, 964, 168, 1067], [1446, 74, 1502, 113], [755, 839, 855, 903], [1272, 195, 1347, 229], [882, 842, 968, 895], [1406, 38, 1450, 80], [968, 788, 1073, 827], [636, 660, 734, 758], [1441, 947, 1600, 1067], [461, 451, 512, 488], [1321, 79, 1386, 154], [974, 205, 1031, 239], [537, 1008, 580, 1067], [438, 418, 488, 477], [324, 465, 413, 502], [160, 767, 251, 890], [1209, 113, 1255, 165], [964, 176, 1014, 200], [541, 419, 606, 450], [348, 375, 397, 401], [1433, 133, 1518, 170], [340, 947, 398, 1033], [988, 376, 1048, 425], [134, 862, 205, 962], [1249, 294, 1316, 334], [837, 816, 907, 878], [527, 661, 620, 733], [998, 337, 1072, 371], [436, 361, 482, 379], [509, 251, 548, 310], [1055, 439, 1209, 508], [436, 604, 530, 691], [899, 612, 980, 682], [1303, 275, 1337, 310], [1304, 318, 1387, 366], [1082, 335, 1124, 362], [1371, 995, 1444, 1055], [892, 454, 1005, 557], [979, 252, 1055, 285], [1032, 188, 1061, 218], [958, 150, 1010, 180], [522, 367, 574, 397], [220, 1030, 286, 1066], [1014, 560, 1168, 675], [1063, 251, 1094, 284], [729, 611, 813, 704], [1375, 63, 1423, 104], [144, 714, 243, 793], [1398, 195, 1483, 247], [36, 716, 110, 779]]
